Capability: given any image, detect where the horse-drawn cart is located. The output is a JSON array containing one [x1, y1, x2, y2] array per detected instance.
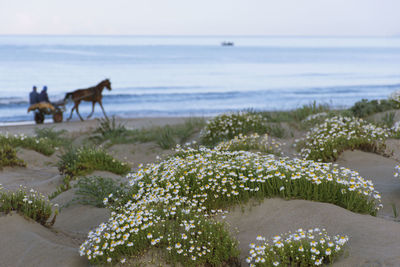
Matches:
[[27, 100, 66, 124]]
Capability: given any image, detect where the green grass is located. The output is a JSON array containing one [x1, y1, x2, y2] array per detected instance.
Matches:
[[90, 116, 131, 145], [350, 98, 398, 118], [0, 133, 56, 156], [258, 102, 330, 124], [90, 117, 206, 149], [48, 175, 73, 200], [69, 176, 128, 208], [57, 146, 131, 177], [34, 127, 72, 148], [0, 144, 26, 169], [216, 133, 282, 155], [0, 186, 58, 226], [380, 111, 396, 128]]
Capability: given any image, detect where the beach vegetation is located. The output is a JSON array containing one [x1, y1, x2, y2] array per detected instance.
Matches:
[[259, 102, 330, 124], [200, 112, 268, 146], [57, 146, 130, 177], [216, 133, 282, 155], [91, 117, 206, 149], [34, 127, 72, 148], [48, 175, 73, 200], [0, 144, 26, 169], [349, 98, 398, 118], [390, 121, 400, 139], [80, 146, 380, 265], [246, 228, 348, 266], [0, 185, 58, 226], [130, 117, 206, 149], [296, 116, 389, 162], [266, 123, 286, 138], [0, 133, 56, 156], [70, 176, 128, 208], [380, 111, 396, 128], [90, 117, 130, 145], [391, 203, 398, 219]]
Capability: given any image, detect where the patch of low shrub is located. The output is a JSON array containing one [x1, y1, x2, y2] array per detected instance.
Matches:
[[57, 146, 130, 177], [90, 117, 130, 145], [80, 146, 380, 265], [216, 133, 282, 155], [296, 116, 389, 162], [200, 112, 268, 146], [0, 133, 55, 156], [259, 102, 330, 124], [349, 98, 398, 118], [0, 144, 26, 169], [0, 186, 58, 226], [91, 117, 206, 149], [34, 127, 71, 148], [70, 176, 128, 208], [247, 228, 348, 266]]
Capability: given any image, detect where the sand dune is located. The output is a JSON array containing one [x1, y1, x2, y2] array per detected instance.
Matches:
[[336, 150, 400, 221], [0, 213, 86, 267], [1, 119, 400, 266], [224, 198, 400, 266]]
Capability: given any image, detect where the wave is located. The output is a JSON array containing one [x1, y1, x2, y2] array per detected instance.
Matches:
[[0, 97, 28, 106], [107, 82, 400, 101], [1, 82, 398, 108]]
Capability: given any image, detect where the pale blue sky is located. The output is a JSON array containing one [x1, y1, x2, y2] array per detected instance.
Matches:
[[0, 0, 399, 36]]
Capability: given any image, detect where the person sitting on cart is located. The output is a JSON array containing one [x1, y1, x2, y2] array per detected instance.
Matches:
[[38, 86, 50, 103], [29, 86, 39, 105]]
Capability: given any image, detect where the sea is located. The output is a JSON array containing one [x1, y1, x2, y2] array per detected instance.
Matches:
[[1, 35, 400, 123]]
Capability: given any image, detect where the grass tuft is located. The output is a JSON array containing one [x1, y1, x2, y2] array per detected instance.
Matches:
[[0, 186, 58, 226], [350, 98, 398, 118], [57, 146, 131, 177], [0, 144, 26, 169], [70, 176, 128, 208]]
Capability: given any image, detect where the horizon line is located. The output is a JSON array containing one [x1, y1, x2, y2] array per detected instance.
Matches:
[[0, 33, 398, 38]]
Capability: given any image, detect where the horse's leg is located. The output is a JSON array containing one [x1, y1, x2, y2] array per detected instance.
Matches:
[[99, 100, 108, 119], [75, 102, 84, 121], [87, 101, 95, 119], [67, 103, 76, 121]]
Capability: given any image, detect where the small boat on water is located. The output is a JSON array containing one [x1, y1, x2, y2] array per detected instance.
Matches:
[[221, 41, 234, 46]]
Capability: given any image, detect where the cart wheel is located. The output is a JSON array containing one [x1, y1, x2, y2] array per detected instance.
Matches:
[[34, 112, 45, 124], [53, 111, 63, 123]]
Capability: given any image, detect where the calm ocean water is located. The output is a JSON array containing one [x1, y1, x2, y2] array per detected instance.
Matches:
[[1, 35, 400, 122]]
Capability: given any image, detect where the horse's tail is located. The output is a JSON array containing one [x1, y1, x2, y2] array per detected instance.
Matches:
[[64, 92, 72, 101]]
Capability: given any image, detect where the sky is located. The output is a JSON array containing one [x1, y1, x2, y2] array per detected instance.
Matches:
[[0, 0, 399, 36]]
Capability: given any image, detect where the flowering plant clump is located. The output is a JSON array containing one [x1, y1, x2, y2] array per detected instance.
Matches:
[[200, 112, 268, 146], [57, 146, 131, 177], [0, 133, 56, 156], [296, 116, 389, 162], [394, 165, 400, 180], [390, 121, 400, 139], [247, 228, 349, 266], [216, 133, 282, 155], [389, 90, 400, 105], [0, 185, 58, 226], [302, 112, 328, 122], [0, 144, 26, 169], [80, 146, 380, 265]]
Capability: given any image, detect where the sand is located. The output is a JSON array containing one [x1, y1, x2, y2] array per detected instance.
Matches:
[[1, 118, 400, 266]]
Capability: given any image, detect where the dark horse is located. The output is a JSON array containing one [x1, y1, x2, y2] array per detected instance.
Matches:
[[64, 79, 112, 121]]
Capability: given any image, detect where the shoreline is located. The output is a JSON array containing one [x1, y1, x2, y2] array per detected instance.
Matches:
[[0, 116, 198, 136]]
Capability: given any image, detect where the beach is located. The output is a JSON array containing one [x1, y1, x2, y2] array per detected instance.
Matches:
[[1, 114, 400, 266]]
